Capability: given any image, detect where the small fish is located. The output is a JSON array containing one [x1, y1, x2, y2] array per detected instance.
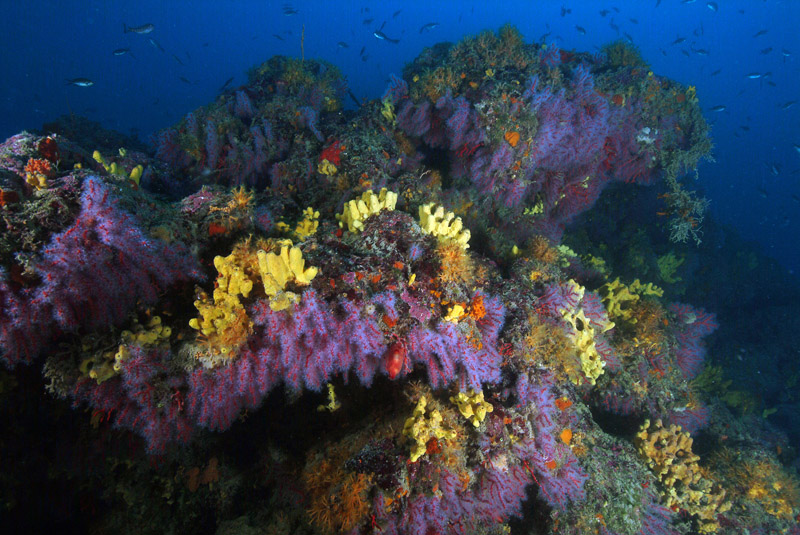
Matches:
[[273, 34, 284, 41], [706, 2, 718, 12], [392, 9, 402, 18], [361, 54, 369, 62], [359, 46, 366, 56], [753, 29, 767, 38], [792, 143, 800, 154], [624, 32, 634, 43], [681, 0, 696, 4], [362, 18, 374, 25], [172, 54, 184, 65], [419, 22, 439, 33], [760, 47, 773, 55], [609, 20, 619, 34], [655, 0, 661, 6], [66, 78, 94, 87], [769, 163, 780, 176], [780, 101, 797, 110], [599, 9, 610, 16], [123, 23, 154, 34], [739, 125, 750, 131], [561, 6, 571, 17], [112, 48, 134, 57], [282, 4, 298, 15], [179, 76, 192, 84], [681, 49, 690, 57], [337, 41, 349, 48], [575, 25, 586, 35], [629, 18, 638, 24], [711, 69, 721, 76], [148, 38, 165, 53], [671, 36, 686, 45], [693, 47, 709, 55], [709, 105, 727, 112], [219, 76, 234, 92], [781, 48, 792, 57], [746, 72, 762, 79], [373, 30, 399, 44]]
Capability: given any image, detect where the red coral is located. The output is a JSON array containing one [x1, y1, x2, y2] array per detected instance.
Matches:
[[319, 140, 343, 166]]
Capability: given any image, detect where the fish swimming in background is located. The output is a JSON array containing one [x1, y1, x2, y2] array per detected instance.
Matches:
[[760, 47, 773, 55], [575, 25, 586, 35], [273, 34, 284, 41], [66, 78, 94, 87], [707, 2, 718, 12], [792, 143, 800, 154], [123, 23, 154, 34], [692, 47, 709, 55], [282, 4, 298, 16], [362, 18, 374, 25], [780, 101, 796, 110], [419, 22, 439, 33], [671, 36, 686, 45], [599, 9, 610, 16], [149, 38, 165, 53], [392, 10, 402, 18], [373, 30, 400, 44], [753, 29, 768, 38], [709, 105, 727, 112], [629, 18, 639, 24], [179, 76, 192, 85], [746, 72, 762, 79], [561, 6, 571, 17], [711, 69, 721, 76], [113, 48, 135, 58], [219, 76, 234, 92], [337, 41, 349, 49], [172, 54, 184, 65]]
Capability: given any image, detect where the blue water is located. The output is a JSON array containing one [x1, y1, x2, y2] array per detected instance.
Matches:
[[1, 0, 798, 274]]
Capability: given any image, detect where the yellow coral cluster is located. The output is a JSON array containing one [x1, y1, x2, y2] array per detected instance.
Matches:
[[636, 419, 730, 533], [403, 396, 457, 462], [293, 207, 320, 241], [418, 203, 471, 249], [600, 277, 663, 324], [189, 252, 254, 357], [554, 280, 614, 386], [81, 316, 172, 384], [450, 389, 493, 428], [256, 245, 318, 311], [92, 149, 143, 186], [337, 188, 398, 232]]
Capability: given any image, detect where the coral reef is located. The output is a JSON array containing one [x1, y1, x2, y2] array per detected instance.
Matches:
[[1, 26, 796, 535]]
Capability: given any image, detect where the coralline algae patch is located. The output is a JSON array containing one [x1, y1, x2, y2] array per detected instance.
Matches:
[[0, 26, 798, 535]]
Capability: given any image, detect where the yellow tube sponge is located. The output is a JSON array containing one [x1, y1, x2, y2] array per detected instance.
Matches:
[[554, 280, 613, 386], [256, 245, 318, 311], [336, 188, 398, 233], [418, 203, 471, 248], [294, 207, 320, 241], [601, 277, 663, 323], [450, 389, 493, 427], [403, 396, 457, 462], [635, 419, 730, 533]]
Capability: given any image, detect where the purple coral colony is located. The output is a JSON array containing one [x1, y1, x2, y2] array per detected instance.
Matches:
[[1, 27, 798, 535]]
